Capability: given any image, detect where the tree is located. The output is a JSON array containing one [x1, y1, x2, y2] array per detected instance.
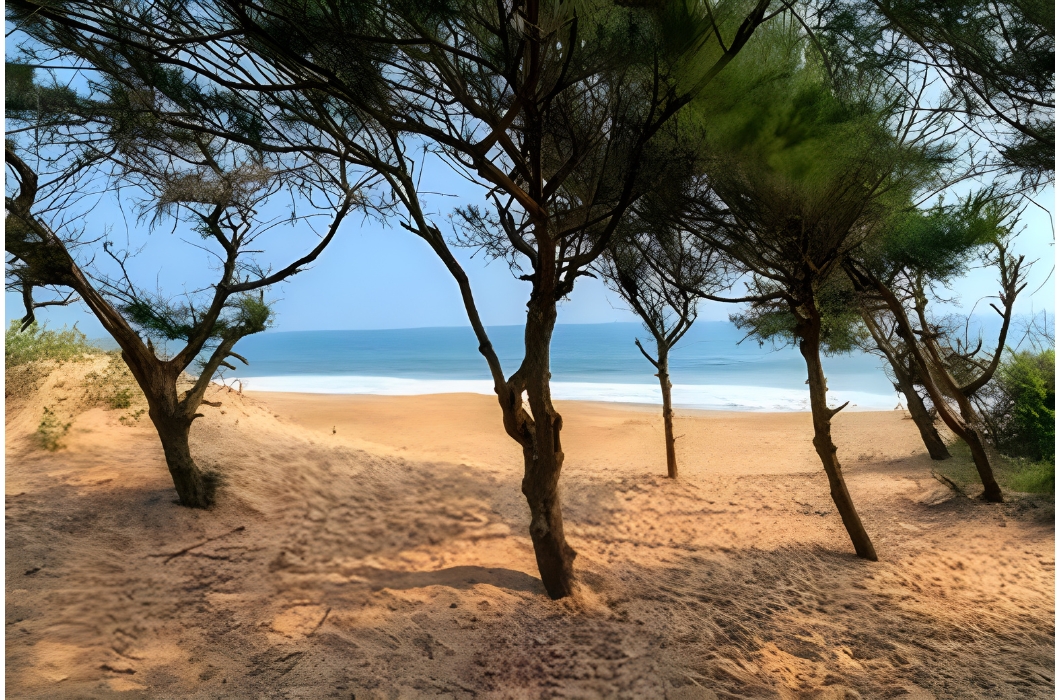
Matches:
[[669, 17, 957, 560], [216, 0, 781, 598], [858, 305, 952, 459], [845, 191, 1028, 501], [5, 67, 363, 508], [597, 223, 727, 478], [9, 0, 783, 597]]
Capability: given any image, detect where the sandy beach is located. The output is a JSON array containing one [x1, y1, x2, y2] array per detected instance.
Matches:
[[5, 362, 1054, 698]]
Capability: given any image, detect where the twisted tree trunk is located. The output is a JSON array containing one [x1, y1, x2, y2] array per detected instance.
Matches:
[[848, 265, 1003, 502], [794, 303, 878, 561], [518, 292, 576, 599], [126, 359, 216, 509], [152, 410, 213, 507]]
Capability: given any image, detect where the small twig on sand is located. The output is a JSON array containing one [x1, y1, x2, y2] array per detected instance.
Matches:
[[931, 470, 969, 498], [308, 607, 331, 636], [149, 526, 246, 564]]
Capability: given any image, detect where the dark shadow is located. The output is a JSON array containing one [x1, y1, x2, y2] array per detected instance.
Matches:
[[350, 564, 543, 594]]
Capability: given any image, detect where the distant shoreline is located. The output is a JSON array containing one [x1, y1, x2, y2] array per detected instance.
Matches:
[[225, 374, 903, 413]]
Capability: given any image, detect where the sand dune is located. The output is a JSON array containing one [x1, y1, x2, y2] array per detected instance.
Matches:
[[5, 365, 1054, 698]]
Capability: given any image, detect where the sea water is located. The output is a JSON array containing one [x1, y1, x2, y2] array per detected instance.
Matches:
[[223, 322, 903, 412]]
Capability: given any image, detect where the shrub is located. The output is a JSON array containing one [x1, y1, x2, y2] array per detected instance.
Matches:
[[83, 355, 144, 410], [1004, 458, 1055, 495], [978, 349, 1055, 462], [937, 442, 1054, 495], [5, 321, 99, 366], [37, 406, 71, 451]]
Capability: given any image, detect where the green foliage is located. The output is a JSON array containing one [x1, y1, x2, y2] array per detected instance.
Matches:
[[690, 20, 938, 209], [1004, 459, 1055, 495], [83, 355, 145, 411], [120, 291, 272, 343], [811, 0, 1052, 187], [228, 293, 272, 336], [731, 279, 867, 356], [4, 63, 81, 118], [874, 0, 1053, 185], [871, 190, 1015, 280], [119, 408, 147, 426], [36, 406, 71, 451], [937, 440, 1054, 495], [5, 321, 99, 366], [983, 349, 1056, 462]]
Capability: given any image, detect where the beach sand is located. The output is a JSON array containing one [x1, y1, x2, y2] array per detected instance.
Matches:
[[6, 363, 1054, 698]]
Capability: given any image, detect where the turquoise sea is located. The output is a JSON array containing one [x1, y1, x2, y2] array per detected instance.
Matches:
[[223, 321, 904, 412]]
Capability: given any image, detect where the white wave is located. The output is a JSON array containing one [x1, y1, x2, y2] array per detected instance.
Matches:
[[225, 374, 904, 412]]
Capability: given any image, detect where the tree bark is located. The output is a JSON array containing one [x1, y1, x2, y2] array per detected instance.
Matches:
[[858, 306, 950, 459], [892, 362, 951, 461], [151, 409, 213, 508], [519, 292, 576, 599], [851, 267, 1003, 502], [794, 305, 878, 561], [657, 346, 678, 479]]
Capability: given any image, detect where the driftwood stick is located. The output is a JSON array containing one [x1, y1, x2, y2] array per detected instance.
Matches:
[[308, 607, 332, 636], [149, 525, 246, 564], [931, 470, 969, 498]]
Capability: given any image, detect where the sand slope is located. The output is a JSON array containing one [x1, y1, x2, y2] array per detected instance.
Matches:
[[5, 367, 1054, 699]]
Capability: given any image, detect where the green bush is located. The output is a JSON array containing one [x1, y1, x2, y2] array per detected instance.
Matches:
[[83, 354, 144, 410], [1004, 458, 1055, 495], [969, 347, 1055, 494], [6, 321, 99, 366], [979, 349, 1055, 462], [36, 406, 71, 451]]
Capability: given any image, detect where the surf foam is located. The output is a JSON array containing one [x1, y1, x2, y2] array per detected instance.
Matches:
[[225, 375, 902, 412]]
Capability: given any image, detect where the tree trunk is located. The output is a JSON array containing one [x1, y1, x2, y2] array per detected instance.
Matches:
[[858, 307, 950, 460], [520, 293, 576, 599], [795, 308, 878, 561], [850, 265, 1004, 503], [151, 410, 213, 508], [933, 388, 1003, 501], [892, 363, 951, 461], [657, 346, 678, 479]]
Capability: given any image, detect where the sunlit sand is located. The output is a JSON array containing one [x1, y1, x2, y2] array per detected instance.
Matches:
[[6, 363, 1054, 698]]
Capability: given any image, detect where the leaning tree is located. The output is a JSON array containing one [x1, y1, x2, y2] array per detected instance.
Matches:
[[845, 192, 1029, 501], [5, 65, 367, 508], [857, 304, 953, 460], [670, 17, 958, 560]]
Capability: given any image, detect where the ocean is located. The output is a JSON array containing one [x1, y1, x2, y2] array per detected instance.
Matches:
[[222, 321, 903, 412]]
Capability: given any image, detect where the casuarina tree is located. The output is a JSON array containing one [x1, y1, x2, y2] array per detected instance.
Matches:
[[597, 215, 728, 479], [5, 66, 363, 508], [669, 18, 955, 560], [845, 192, 1029, 501]]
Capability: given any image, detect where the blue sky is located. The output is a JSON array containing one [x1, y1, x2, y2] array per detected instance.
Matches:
[[5, 150, 1055, 338]]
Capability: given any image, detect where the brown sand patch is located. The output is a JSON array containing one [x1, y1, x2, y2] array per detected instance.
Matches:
[[5, 369, 1054, 698]]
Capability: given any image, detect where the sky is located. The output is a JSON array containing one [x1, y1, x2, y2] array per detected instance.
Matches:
[[5, 150, 1056, 339]]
